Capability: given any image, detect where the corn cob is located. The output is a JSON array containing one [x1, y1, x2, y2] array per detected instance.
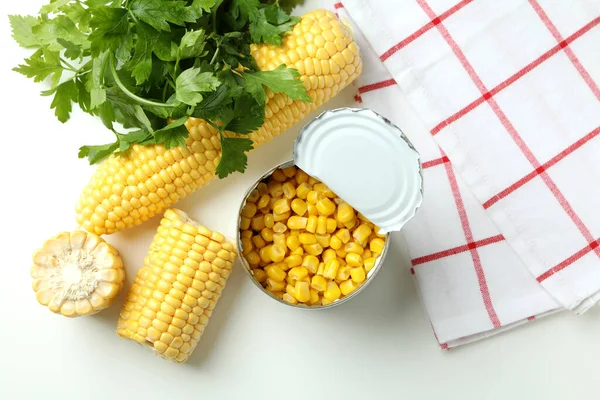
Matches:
[[117, 209, 236, 363], [31, 230, 124, 317], [76, 10, 362, 235]]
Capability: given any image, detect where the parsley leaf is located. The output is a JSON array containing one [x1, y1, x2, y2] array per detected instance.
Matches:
[[224, 94, 264, 134], [244, 64, 310, 104], [124, 22, 158, 85], [88, 8, 129, 56], [42, 80, 79, 122], [13, 49, 63, 83], [129, 0, 203, 32], [175, 68, 221, 106], [153, 117, 190, 149], [78, 141, 119, 164], [216, 137, 254, 178], [9, 15, 41, 48]]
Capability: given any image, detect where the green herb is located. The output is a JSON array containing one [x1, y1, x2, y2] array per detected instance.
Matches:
[[10, 0, 306, 178]]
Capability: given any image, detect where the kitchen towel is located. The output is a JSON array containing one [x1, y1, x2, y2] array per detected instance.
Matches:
[[332, 0, 600, 347]]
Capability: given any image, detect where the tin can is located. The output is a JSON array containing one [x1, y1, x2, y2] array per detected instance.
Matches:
[[236, 108, 423, 309]]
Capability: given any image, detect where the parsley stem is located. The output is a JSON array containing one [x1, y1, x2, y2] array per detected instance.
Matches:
[[60, 58, 78, 72], [109, 57, 176, 108], [209, 47, 220, 65]]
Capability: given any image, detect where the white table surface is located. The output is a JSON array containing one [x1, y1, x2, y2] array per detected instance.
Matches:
[[3, 2, 600, 399]]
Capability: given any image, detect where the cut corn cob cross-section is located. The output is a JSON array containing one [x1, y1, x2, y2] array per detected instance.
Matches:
[[76, 9, 362, 235], [117, 209, 237, 363], [31, 230, 124, 317]]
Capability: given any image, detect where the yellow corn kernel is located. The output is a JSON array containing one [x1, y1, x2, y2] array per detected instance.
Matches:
[[336, 248, 347, 258], [353, 224, 373, 245], [245, 251, 260, 266], [241, 237, 253, 255], [313, 183, 327, 192], [287, 215, 308, 229], [316, 216, 327, 235], [326, 218, 337, 233], [282, 182, 296, 199], [276, 234, 290, 249], [251, 216, 265, 231], [282, 166, 297, 178], [329, 235, 342, 250], [307, 203, 318, 216], [311, 275, 327, 292], [346, 253, 363, 268], [374, 226, 386, 238], [272, 169, 287, 182], [268, 181, 283, 197], [286, 235, 300, 251], [308, 177, 319, 185], [316, 233, 330, 248], [316, 262, 325, 276], [286, 283, 296, 296], [336, 202, 355, 223], [324, 281, 341, 301], [252, 235, 267, 249], [252, 269, 267, 283], [296, 183, 312, 199], [344, 219, 356, 230], [322, 259, 340, 280], [357, 212, 371, 223], [363, 249, 372, 259], [335, 228, 351, 243], [282, 293, 298, 305], [291, 198, 308, 216], [340, 279, 357, 296], [304, 243, 323, 256], [350, 267, 366, 283], [273, 222, 287, 233], [288, 267, 309, 281], [307, 191, 320, 204], [291, 247, 304, 256], [265, 264, 286, 282], [321, 298, 333, 306], [306, 215, 318, 233], [241, 203, 257, 219], [316, 198, 336, 216], [257, 194, 270, 209], [345, 242, 364, 255], [273, 211, 291, 222], [269, 245, 286, 263], [257, 182, 268, 196], [241, 230, 253, 239], [260, 228, 274, 242], [364, 257, 377, 272], [284, 254, 303, 269], [295, 170, 309, 184], [309, 289, 320, 305], [271, 291, 285, 299], [299, 233, 317, 245], [336, 265, 351, 281], [370, 238, 385, 254], [267, 278, 286, 292], [263, 213, 274, 228], [322, 248, 336, 263], [260, 246, 272, 264], [302, 255, 320, 274], [290, 229, 301, 236], [246, 189, 260, 203], [273, 198, 291, 215], [240, 217, 251, 230], [294, 281, 311, 303]]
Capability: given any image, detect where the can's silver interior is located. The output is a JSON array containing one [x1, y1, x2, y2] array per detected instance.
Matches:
[[236, 160, 391, 310]]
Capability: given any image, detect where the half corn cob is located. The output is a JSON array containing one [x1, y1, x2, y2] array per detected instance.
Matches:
[[76, 10, 362, 235], [117, 209, 236, 363], [31, 230, 124, 317]]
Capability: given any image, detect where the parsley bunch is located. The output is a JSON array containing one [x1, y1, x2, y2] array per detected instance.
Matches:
[[10, 0, 307, 178]]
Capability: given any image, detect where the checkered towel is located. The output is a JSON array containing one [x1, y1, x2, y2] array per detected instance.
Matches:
[[333, 0, 600, 347]]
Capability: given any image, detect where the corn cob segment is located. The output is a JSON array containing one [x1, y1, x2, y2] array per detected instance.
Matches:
[[31, 230, 124, 317], [76, 10, 362, 235], [117, 209, 237, 363]]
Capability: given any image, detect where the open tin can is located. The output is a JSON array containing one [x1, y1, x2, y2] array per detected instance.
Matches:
[[237, 108, 424, 309]]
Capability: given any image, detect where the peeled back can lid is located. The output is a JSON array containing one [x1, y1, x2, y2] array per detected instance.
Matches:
[[293, 108, 423, 234]]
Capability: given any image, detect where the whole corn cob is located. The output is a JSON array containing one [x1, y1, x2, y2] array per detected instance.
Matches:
[[76, 10, 362, 235], [117, 209, 236, 363]]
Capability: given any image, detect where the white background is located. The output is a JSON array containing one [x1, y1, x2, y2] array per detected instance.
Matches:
[[2, 1, 600, 399]]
